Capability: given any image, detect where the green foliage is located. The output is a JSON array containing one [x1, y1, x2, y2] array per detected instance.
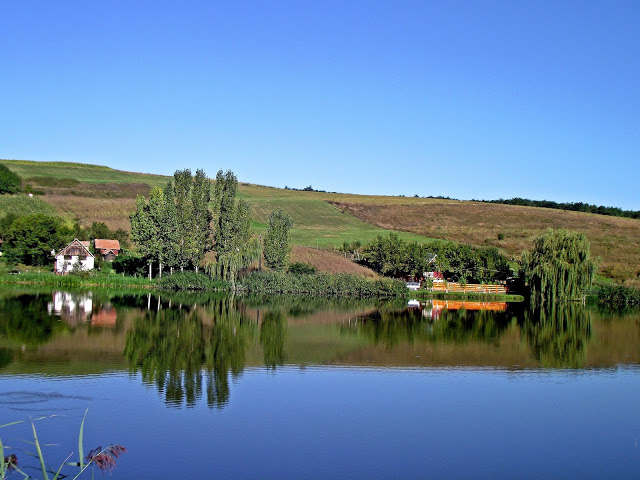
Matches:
[[360, 233, 511, 282], [263, 209, 293, 271], [3, 214, 69, 266], [0, 195, 58, 221], [0, 165, 21, 194], [485, 197, 640, 220], [597, 283, 640, 308], [520, 228, 596, 304], [242, 271, 406, 297], [288, 262, 317, 275], [205, 237, 261, 286], [213, 170, 250, 256], [158, 271, 229, 291], [112, 253, 147, 277]]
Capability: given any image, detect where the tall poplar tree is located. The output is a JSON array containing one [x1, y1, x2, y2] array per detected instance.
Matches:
[[173, 169, 195, 271], [263, 209, 293, 271], [191, 169, 213, 271], [130, 195, 157, 280]]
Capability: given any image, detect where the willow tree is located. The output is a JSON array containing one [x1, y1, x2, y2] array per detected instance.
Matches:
[[520, 228, 597, 304]]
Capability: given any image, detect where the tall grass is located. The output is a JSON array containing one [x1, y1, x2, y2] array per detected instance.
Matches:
[[241, 271, 406, 297], [0, 409, 126, 479], [0, 271, 155, 289], [0, 195, 58, 219]]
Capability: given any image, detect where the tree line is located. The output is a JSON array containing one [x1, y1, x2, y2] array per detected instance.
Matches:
[[482, 197, 640, 220], [359, 233, 512, 283]]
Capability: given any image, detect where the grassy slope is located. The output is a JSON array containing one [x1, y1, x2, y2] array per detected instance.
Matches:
[[2, 159, 638, 284]]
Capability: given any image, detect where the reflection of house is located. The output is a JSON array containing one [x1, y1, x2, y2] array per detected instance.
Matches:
[[94, 239, 121, 261], [91, 305, 117, 327], [55, 239, 94, 275], [47, 291, 93, 326]]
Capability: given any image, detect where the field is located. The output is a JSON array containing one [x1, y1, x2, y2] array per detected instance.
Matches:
[[2, 159, 638, 284]]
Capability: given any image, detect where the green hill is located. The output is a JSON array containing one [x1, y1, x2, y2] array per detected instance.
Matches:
[[1, 159, 638, 285]]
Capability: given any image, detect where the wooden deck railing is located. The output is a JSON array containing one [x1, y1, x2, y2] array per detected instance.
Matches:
[[431, 282, 507, 294]]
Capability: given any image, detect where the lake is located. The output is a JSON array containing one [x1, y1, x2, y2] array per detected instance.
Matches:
[[1, 288, 639, 479]]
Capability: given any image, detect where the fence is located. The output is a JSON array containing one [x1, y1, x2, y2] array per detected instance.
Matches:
[[430, 282, 507, 294]]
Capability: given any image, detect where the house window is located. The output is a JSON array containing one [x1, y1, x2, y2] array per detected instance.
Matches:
[[79, 255, 87, 261], [64, 255, 72, 260]]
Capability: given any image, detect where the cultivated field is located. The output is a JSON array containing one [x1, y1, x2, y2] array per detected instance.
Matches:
[[2, 159, 638, 284]]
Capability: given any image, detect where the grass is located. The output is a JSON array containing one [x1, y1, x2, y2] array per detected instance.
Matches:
[[0, 194, 58, 219], [0, 270, 156, 289]]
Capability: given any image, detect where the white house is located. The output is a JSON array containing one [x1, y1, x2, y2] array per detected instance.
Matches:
[[55, 239, 94, 275]]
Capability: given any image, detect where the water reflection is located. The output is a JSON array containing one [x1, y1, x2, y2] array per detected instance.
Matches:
[[522, 303, 592, 368], [1, 288, 640, 409], [124, 296, 258, 408]]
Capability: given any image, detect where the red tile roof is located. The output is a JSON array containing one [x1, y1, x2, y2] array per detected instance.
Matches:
[[94, 239, 120, 250]]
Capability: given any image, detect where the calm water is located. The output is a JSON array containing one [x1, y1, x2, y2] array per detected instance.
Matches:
[[1, 288, 639, 479]]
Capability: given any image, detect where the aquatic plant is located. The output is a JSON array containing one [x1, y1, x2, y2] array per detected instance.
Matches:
[[0, 410, 126, 479]]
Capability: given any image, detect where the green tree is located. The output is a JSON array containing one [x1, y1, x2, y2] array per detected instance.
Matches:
[[5, 214, 67, 266], [0, 165, 21, 194], [172, 169, 196, 271], [263, 209, 293, 271], [130, 195, 158, 279], [191, 169, 213, 271], [520, 228, 597, 304], [213, 169, 239, 255]]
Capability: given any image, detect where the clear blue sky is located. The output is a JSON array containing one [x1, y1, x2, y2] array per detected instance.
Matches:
[[1, 1, 638, 209]]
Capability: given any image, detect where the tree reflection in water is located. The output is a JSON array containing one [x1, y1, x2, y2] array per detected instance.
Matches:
[[260, 311, 287, 369], [124, 296, 257, 409], [343, 305, 513, 348], [522, 303, 592, 368]]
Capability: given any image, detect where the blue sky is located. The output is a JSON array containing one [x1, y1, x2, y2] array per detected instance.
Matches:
[[1, 1, 638, 209]]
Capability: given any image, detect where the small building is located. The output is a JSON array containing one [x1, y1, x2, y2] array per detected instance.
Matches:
[[94, 239, 121, 260], [55, 239, 94, 275]]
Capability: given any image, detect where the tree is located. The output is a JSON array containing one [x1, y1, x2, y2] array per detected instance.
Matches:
[[191, 169, 213, 271], [173, 169, 195, 271], [205, 170, 259, 286], [0, 165, 21, 194], [130, 195, 157, 279], [212, 170, 239, 255], [520, 228, 597, 304], [263, 209, 293, 271], [4, 214, 67, 266]]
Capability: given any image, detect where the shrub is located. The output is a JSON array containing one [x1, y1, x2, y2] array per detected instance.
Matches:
[[158, 271, 230, 291], [0, 165, 21, 194], [597, 283, 640, 308], [288, 262, 317, 275]]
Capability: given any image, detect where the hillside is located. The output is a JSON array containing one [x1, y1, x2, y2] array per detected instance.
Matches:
[[1, 159, 638, 285]]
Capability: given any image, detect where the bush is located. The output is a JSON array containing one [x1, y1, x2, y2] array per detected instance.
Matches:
[[287, 262, 317, 275], [0, 164, 21, 194], [158, 271, 230, 291], [597, 283, 640, 308], [112, 254, 147, 277]]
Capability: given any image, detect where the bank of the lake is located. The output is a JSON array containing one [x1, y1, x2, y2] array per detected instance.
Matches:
[[0, 270, 528, 303]]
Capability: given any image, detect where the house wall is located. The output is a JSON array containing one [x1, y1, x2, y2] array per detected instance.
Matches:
[[55, 255, 95, 274]]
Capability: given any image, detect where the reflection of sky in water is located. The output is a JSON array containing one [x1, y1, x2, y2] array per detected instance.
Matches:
[[0, 368, 638, 479]]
